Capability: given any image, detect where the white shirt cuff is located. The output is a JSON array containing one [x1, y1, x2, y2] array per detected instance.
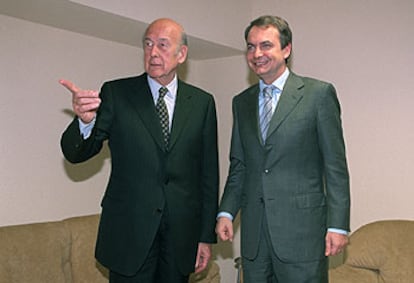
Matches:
[[217, 211, 233, 221], [328, 228, 348, 235]]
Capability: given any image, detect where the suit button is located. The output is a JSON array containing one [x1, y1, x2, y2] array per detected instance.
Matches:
[[156, 208, 163, 213], [264, 169, 270, 174]]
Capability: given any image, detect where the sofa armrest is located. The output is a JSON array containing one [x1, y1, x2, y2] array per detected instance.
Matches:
[[343, 220, 414, 282], [329, 220, 414, 283]]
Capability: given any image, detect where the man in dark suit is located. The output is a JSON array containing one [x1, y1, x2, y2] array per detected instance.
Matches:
[[60, 18, 219, 283], [216, 15, 350, 282]]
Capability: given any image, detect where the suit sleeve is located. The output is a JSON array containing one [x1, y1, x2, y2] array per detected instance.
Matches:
[[60, 82, 113, 163], [199, 96, 220, 243], [317, 83, 350, 231], [218, 98, 245, 218]]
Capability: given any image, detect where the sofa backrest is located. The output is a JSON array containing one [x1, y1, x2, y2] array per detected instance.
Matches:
[[0, 220, 72, 283], [63, 214, 108, 283], [0, 214, 220, 283]]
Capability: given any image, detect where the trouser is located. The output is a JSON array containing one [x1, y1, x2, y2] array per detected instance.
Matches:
[[242, 213, 328, 283], [109, 207, 189, 283]]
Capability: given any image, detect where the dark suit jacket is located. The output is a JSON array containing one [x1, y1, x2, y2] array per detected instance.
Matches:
[[61, 73, 219, 276], [219, 72, 350, 263]]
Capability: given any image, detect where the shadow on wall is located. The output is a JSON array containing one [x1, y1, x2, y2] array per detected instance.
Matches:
[[62, 145, 110, 182], [178, 61, 188, 82], [212, 214, 241, 262], [61, 109, 110, 182]]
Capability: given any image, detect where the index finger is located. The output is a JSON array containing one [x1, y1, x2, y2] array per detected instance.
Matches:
[[59, 79, 80, 94]]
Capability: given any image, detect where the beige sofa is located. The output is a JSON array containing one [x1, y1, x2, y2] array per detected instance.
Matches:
[[329, 220, 414, 283], [0, 214, 220, 283]]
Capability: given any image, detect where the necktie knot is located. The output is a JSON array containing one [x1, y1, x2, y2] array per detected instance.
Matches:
[[259, 85, 279, 142], [263, 85, 280, 98], [159, 87, 168, 98], [263, 86, 273, 97]]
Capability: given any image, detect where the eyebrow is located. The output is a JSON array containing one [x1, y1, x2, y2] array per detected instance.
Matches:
[[247, 40, 273, 45], [144, 37, 169, 42]]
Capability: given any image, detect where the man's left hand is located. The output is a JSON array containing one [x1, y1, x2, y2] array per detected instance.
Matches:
[[325, 231, 348, 256], [194, 243, 211, 273]]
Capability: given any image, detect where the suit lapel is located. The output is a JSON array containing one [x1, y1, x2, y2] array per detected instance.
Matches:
[[168, 80, 193, 150], [126, 75, 166, 150], [267, 73, 304, 138], [240, 85, 263, 145]]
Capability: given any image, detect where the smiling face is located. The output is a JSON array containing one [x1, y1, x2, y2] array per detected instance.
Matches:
[[246, 25, 292, 84], [143, 19, 188, 86]]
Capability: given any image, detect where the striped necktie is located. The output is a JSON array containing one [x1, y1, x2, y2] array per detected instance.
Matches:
[[259, 86, 275, 141]]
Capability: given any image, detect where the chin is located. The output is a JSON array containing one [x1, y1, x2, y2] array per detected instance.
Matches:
[[148, 71, 164, 78], [253, 69, 268, 77]]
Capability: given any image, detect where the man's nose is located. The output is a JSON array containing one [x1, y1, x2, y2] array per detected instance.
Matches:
[[253, 47, 263, 58], [150, 46, 159, 57]]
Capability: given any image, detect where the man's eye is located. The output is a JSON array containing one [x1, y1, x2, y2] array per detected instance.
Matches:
[[261, 43, 273, 50], [158, 42, 168, 49], [247, 45, 255, 52], [144, 41, 154, 48]]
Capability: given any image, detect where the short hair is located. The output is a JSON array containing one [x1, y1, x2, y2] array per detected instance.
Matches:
[[244, 15, 292, 50], [143, 19, 188, 52], [180, 31, 188, 47]]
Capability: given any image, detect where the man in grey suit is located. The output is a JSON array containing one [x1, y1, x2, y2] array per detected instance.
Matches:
[[216, 15, 350, 282], [60, 18, 219, 283]]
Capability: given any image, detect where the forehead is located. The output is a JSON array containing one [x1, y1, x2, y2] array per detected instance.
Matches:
[[145, 21, 180, 42], [247, 25, 280, 44]]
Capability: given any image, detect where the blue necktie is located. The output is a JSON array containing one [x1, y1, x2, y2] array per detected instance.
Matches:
[[260, 86, 274, 141]]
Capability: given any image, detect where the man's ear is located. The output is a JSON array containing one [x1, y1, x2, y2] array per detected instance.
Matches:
[[283, 43, 292, 60], [177, 45, 188, 64]]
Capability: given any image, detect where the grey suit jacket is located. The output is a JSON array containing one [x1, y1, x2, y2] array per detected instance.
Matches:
[[219, 72, 350, 262]]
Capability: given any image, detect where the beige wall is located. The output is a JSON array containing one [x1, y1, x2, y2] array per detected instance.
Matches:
[[0, 14, 137, 224], [1, 0, 413, 282], [71, 0, 251, 49]]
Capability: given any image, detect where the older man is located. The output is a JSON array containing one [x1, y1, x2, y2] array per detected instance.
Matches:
[[61, 18, 219, 283]]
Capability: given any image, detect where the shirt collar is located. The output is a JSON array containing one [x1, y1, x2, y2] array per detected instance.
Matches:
[[259, 68, 290, 93], [147, 74, 178, 100]]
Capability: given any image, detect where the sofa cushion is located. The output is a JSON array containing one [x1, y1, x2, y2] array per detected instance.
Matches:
[[189, 260, 220, 283], [64, 214, 108, 283], [345, 220, 414, 282], [0, 221, 71, 283], [329, 264, 380, 283]]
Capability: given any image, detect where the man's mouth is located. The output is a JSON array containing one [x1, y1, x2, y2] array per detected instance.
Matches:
[[149, 60, 162, 67], [253, 60, 269, 67]]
